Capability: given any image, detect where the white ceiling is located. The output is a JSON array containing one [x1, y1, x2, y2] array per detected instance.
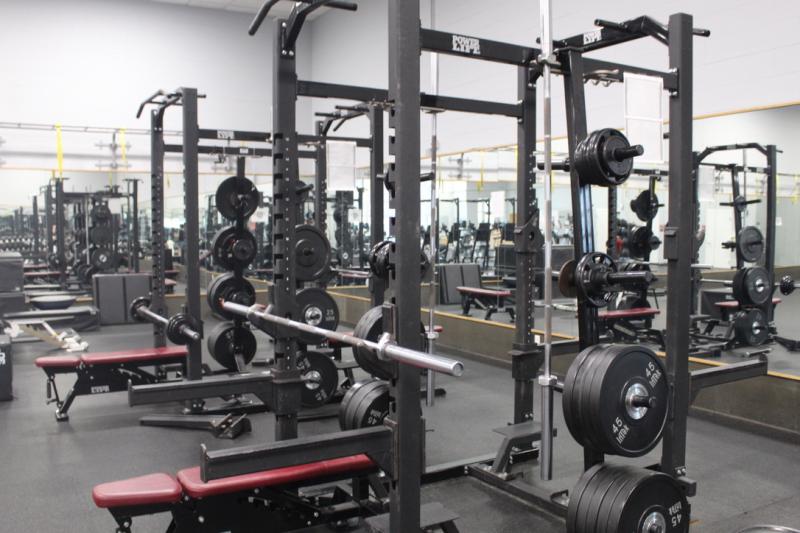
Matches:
[[148, 0, 299, 18]]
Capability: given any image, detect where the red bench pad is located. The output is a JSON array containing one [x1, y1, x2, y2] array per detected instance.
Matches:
[[599, 307, 660, 320], [93, 473, 182, 509], [177, 454, 375, 499], [457, 286, 512, 297], [80, 347, 187, 366], [716, 298, 781, 309], [35, 355, 81, 368]]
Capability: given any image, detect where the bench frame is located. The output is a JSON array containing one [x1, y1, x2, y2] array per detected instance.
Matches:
[[99, 466, 385, 533], [39, 352, 186, 421], [457, 286, 515, 322]]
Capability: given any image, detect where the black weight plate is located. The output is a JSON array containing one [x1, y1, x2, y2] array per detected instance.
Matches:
[[89, 225, 113, 245], [90, 204, 112, 222], [339, 379, 376, 430], [737, 225, 764, 263], [215, 176, 260, 221], [575, 252, 616, 308], [558, 259, 578, 298], [600, 129, 635, 183], [295, 225, 331, 281], [206, 273, 256, 320], [628, 226, 661, 259], [577, 464, 616, 533], [348, 380, 384, 431], [733, 309, 769, 347], [630, 190, 659, 222], [297, 351, 339, 408], [566, 463, 606, 533], [211, 226, 257, 270], [294, 287, 339, 345], [732, 266, 771, 307], [346, 379, 387, 431], [593, 345, 668, 457], [90, 248, 117, 270], [30, 295, 76, 310], [609, 467, 689, 533], [207, 321, 257, 371], [353, 380, 389, 430], [353, 306, 395, 380], [562, 344, 602, 449]]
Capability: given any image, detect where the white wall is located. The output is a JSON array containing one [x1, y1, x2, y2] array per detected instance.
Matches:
[[305, 0, 800, 156], [0, 0, 315, 208]]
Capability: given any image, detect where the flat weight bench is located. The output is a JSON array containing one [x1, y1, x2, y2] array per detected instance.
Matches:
[[93, 454, 379, 533], [598, 307, 661, 343], [35, 346, 187, 421], [714, 297, 781, 321], [457, 286, 515, 322]]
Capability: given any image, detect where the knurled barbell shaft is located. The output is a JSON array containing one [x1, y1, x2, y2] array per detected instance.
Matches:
[[221, 301, 464, 377], [136, 305, 201, 342]]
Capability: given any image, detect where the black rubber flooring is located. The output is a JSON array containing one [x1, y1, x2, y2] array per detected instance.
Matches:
[[1, 321, 799, 532]]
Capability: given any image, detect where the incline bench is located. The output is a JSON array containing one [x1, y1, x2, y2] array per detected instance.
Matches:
[[35, 346, 187, 421], [93, 454, 379, 532]]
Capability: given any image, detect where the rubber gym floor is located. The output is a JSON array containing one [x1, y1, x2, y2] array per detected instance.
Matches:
[[2, 320, 799, 532]]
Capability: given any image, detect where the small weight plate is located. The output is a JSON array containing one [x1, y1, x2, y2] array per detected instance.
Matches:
[[296, 351, 339, 408], [575, 252, 616, 308], [90, 204, 112, 222], [207, 321, 257, 371], [294, 287, 339, 345], [211, 226, 257, 270], [737, 225, 764, 263], [206, 273, 256, 320], [166, 313, 200, 345], [732, 266, 771, 307], [215, 176, 260, 221], [339, 379, 377, 430], [628, 226, 661, 259], [90, 247, 117, 270], [733, 309, 770, 347], [89, 226, 113, 245], [295, 225, 332, 281], [348, 379, 387, 431], [353, 306, 395, 380], [558, 259, 578, 298], [630, 190, 659, 222], [352, 380, 389, 430]]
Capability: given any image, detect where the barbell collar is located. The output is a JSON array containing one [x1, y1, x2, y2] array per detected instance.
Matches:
[[612, 144, 644, 161], [221, 300, 464, 377]]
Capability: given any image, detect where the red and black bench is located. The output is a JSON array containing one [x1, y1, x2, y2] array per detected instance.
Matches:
[[598, 307, 661, 343], [714, 297, 781, 321], [457, 286, 514, 322], [92, 454, 379, 532], [35, 346, 187, 421]]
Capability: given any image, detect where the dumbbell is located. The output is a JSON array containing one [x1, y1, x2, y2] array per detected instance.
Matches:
[[129, 296, 201, 345]]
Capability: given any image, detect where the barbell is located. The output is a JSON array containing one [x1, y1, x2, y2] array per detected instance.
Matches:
[[219, 300, 464, 377], [129, 296, 202, 345]]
